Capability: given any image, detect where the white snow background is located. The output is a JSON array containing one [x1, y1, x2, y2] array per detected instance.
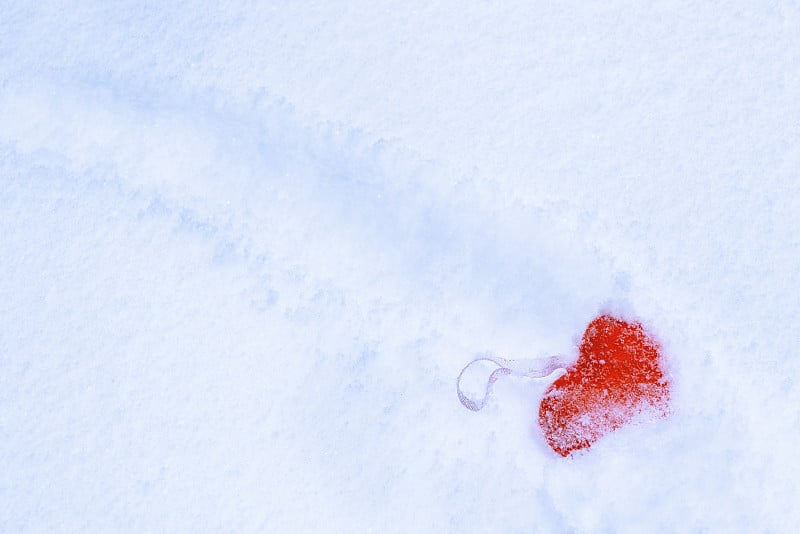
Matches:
[[2, 2, 799, 532]]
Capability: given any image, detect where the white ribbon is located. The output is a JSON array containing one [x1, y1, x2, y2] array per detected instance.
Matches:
[[457, 354, 570, 411]]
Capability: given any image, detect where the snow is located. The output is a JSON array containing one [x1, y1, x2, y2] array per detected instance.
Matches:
[[2, 2, 799, 531]]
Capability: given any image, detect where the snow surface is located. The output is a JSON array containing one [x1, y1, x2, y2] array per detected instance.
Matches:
[[2, 2, 800, 532]]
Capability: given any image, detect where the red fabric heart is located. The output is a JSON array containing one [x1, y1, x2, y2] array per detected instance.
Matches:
[[538, 315, 670, 456]]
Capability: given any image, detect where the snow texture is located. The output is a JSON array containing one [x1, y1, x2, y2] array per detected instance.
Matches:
[[1, 2, 799, 532]]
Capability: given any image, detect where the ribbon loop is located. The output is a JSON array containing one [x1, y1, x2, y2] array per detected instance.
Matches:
[[457, 355, 569, 412]]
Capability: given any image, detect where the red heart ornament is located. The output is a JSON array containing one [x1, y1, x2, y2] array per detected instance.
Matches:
[[538, 315, 670, 456]]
